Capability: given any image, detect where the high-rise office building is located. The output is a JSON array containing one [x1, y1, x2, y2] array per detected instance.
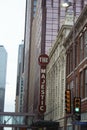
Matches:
[[23, 0, 87, 118], [23, 0, 37, 112], [15, 43, 24, 112], [0, 45, 7, 112]]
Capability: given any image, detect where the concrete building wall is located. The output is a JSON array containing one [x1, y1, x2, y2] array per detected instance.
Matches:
[[15, 44, 24, 112], [28, 19, 37, 113], [28, 0, 42, 115], [23, 0, 37, 112]]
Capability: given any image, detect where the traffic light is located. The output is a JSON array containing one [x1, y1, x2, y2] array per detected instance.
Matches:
[[73, 97, 81, 121], [65, 89, 71, 114]]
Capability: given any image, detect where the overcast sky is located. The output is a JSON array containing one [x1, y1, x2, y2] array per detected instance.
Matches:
[[0, 0, 26, 112]]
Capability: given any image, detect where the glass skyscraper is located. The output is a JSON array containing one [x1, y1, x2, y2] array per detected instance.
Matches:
[[0, 45, 7, 112]]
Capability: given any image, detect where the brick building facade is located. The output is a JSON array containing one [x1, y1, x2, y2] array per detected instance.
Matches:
[[63, 5, 87, 130]]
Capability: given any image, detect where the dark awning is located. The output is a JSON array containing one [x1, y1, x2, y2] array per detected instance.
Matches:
[[31, 120, 59, 127]]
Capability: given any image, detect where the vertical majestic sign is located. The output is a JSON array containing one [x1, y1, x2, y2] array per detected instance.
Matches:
[[38, 54, 49, 114]]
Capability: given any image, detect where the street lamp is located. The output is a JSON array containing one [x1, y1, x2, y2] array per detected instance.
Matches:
[[62, 0, 72, 8]]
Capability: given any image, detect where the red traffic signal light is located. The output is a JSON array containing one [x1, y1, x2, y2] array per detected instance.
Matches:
[[65, 89, 71, 114]]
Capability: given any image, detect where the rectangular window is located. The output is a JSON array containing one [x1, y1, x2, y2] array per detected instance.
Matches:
[[75, 76, 78, 97], [79, 36, 83, 62], [80, 72, 83, 99], [66, 52, 70, 75], [70, 46, 73, 72], [66, 47, 73, 75], [75, 41, 78, 66], [84, 68, 87, 97], [70, 81, 74, 108], [84, 30, 87, 58]]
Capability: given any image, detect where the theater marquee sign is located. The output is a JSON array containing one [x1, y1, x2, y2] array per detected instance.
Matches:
[[38, 54, 49, 114]]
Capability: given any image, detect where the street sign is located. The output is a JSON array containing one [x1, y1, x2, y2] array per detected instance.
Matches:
[[38, 54, 49, 66], [38, 54, 49, 114], [72, 121, 87, 125]]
